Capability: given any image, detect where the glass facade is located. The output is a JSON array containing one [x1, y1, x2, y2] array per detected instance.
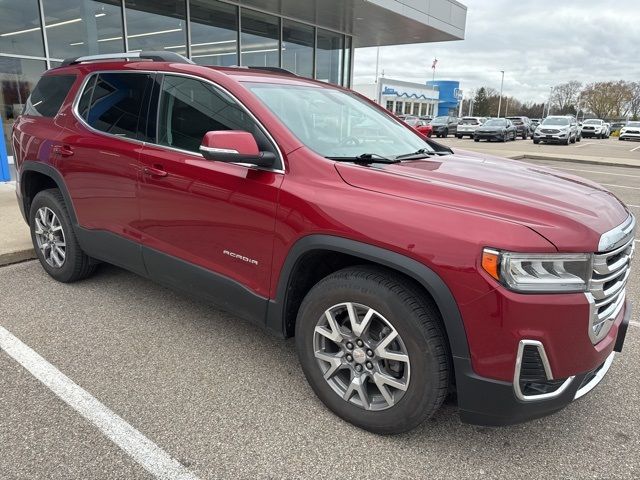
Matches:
[[0, 0, 353, 155]]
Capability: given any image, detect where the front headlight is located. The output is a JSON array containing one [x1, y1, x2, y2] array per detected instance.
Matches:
[[482, 248, 592, 292]]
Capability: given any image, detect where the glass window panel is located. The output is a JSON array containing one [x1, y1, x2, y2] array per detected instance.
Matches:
[[82, 72, 150, 139], [24, 74, 76, 117], [43, 0, 124, 59], [0, 57, 46, 154], [316, 29, 343, 85], [156, 75, 269, 153], [385, 100, 393, 111], [189, 0, 237, 66], [240, 9, 279, 68], [125, 0, 186, 55], [282, 20, 312, 78], [0, 0, 44, 57]]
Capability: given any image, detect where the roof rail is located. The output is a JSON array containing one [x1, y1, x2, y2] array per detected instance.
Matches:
[[246, 66, 297, 76], [60, 51, 194, 67]]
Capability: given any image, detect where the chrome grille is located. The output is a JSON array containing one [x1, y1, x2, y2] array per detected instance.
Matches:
[[587, 215, 636, 344], [541, 128, 560, 134]]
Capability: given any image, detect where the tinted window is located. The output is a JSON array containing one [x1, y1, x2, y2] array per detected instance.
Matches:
[[80, 73, 150, 139], [24, 75, 76, 118], [484, 119, 507, 126], [157, 75, 270, 154]]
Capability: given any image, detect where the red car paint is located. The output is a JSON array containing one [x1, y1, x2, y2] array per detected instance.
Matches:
[[12, 61, 633, 422]]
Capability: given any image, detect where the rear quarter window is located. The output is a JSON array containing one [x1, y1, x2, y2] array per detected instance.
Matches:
[[23, 75, 76, 118]]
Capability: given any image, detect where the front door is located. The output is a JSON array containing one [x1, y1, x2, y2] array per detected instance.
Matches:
[[137, 74, 283, 306]]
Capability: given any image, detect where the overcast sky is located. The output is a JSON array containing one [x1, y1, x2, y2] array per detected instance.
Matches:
[[353, 0, 640, 103]]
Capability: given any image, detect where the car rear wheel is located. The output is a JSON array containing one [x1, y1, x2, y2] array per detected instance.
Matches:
[[533, 138, 540, 144], [295, 266, 450, 434], [29, 189, 97, 283]]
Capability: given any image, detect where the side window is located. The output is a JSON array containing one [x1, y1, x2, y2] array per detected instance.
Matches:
[[79, 73, 150, 139], [156, 75, 272, 154], [24, 75, 76, 118]]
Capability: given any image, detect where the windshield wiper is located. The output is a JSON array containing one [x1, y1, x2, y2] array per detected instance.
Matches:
[[395, 148, 452, 160], [327, 153, 401, 164]]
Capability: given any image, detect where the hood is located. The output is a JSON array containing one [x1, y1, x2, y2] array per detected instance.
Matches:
[[335, 149, 629, 251]]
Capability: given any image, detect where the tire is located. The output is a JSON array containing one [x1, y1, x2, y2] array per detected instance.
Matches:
[[456, 135, 462, 139], [533, 139, 540, 144], [564, 135, 571, 145], [576, 135, 581, 142], [443, 128, 448, 138], [570, 134, 576, 144], [295, 266, 450, 434], [474, 137, 480, 142], [501, 133, 506, 142], [29, 189, 97, 283]]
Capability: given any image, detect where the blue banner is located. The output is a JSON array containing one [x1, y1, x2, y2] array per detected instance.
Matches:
[[0, 120, 10, 182]]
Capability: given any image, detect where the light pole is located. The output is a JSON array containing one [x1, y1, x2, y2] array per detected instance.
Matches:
[[497, 70, 505, 117], [545, 86, 554, 117]]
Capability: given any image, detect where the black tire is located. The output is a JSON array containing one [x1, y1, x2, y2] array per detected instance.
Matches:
[[522, 131, 527, 140], [29, 189, 97, 283], [295, 266, 450, 434], [533, 139, 540, 144], [501, 133, 506, 142], [474, 137, 480, 142], [443, 128, 448, 138], [456, 135, 462, 139]]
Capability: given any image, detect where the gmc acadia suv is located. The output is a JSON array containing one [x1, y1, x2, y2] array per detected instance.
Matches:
[[13, 52, 634, 434]]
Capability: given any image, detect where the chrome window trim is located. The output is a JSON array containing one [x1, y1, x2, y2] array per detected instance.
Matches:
[[513, 340, 574, 402], [200, 146, 239, 154], [71, 69, 285, 174], [574, 352, 615, 400]]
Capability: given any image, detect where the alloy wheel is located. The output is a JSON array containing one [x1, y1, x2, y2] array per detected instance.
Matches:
[[313, 302, 410, 411], [34, 207, 66, 268]]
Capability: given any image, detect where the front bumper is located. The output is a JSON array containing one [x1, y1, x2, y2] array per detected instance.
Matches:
[[581, 130, 603, 137], [620, 132, 640, 140], [456, 299, 630, 426], [474, 132, 504, 140], [534, 131, 570, 142]]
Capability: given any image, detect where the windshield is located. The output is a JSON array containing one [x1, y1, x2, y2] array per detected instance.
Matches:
[[246, 83, 434, 158], [584, 119, 602, 125], [483, 119, 507, 126], [542, 117, 570, 126], [626, 122, 640, 127], [431, 116, 448, 124]]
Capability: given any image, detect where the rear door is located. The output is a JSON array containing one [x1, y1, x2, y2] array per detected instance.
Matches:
[[56, 71, 152, 273]]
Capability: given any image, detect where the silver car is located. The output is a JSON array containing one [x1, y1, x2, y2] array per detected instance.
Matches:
[[456, 117, 487, 138], [533, 116, 580, 145]]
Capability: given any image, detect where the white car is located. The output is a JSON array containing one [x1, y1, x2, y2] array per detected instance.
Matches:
[[456, 117, 487, 138], [619, 121, 640, 141], [580, 119, 610, 139], [533, 115, 579, 144]]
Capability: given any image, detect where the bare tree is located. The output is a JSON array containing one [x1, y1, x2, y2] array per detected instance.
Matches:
[[627, 82, 640, 120], [551, 81, 582, 114], [580, 81, 633, 119]]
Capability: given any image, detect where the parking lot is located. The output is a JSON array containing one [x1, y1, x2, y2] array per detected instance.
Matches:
[[1, 158, 639, 479], [439, 135, 640, 163]]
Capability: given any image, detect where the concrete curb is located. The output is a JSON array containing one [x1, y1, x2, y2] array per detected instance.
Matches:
[[0, 249, 36, 267], [509, 154, 640, 169]]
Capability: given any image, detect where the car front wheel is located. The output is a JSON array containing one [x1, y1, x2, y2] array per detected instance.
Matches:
[[295, 266, 450, 434]]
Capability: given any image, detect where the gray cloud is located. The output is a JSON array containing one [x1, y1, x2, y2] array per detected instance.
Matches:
[[353, 0, 640, 102]]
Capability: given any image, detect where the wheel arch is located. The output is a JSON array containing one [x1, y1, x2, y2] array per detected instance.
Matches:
[[266, 235, 470, 361], [20, 161, 78, 226]]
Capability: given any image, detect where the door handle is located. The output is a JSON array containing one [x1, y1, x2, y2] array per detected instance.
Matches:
[[53, 145, 74, 157], [143, 166, 168, 178]]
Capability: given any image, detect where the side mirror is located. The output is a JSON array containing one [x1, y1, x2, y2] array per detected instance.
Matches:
[[199, 130, 276, 168]]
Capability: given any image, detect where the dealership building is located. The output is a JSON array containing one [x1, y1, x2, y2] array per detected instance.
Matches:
[[354, 78, 440, 118], [0, 0, 466, 172]]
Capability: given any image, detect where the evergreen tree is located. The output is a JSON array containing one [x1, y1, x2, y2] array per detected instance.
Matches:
[[474, 87, 490, 116]]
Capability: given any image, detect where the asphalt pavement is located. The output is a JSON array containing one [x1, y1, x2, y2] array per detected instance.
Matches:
[[1, 158, 639, 479]]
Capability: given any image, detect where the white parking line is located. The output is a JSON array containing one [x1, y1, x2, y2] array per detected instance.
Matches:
[[631, 321, 640, 328], [630, 145, 640, 152], [553, 167, 640, 179], [601, 183, 640, 190], [0, 326, 200, 480], [575, 142, 594, 148], [628, 204, 640, 208]]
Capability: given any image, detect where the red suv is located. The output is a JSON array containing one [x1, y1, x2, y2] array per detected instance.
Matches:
[[13, 52, 634, 433]]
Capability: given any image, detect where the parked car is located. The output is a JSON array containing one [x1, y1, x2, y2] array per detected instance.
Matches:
[[530, 118, 541, 130], [456, 116, 487, 138], [473, 118, 517, 142], [619, 121, 640, 141], [581, 119, 609, 139], [419, 115, 432, 122], [430, 115, 459, 137], [13, 52, 634, 434], [506, 116, 532, 139], [533, 116, 579, 144], [404, 117, 433, 137], [610, 122, 627, 135]]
